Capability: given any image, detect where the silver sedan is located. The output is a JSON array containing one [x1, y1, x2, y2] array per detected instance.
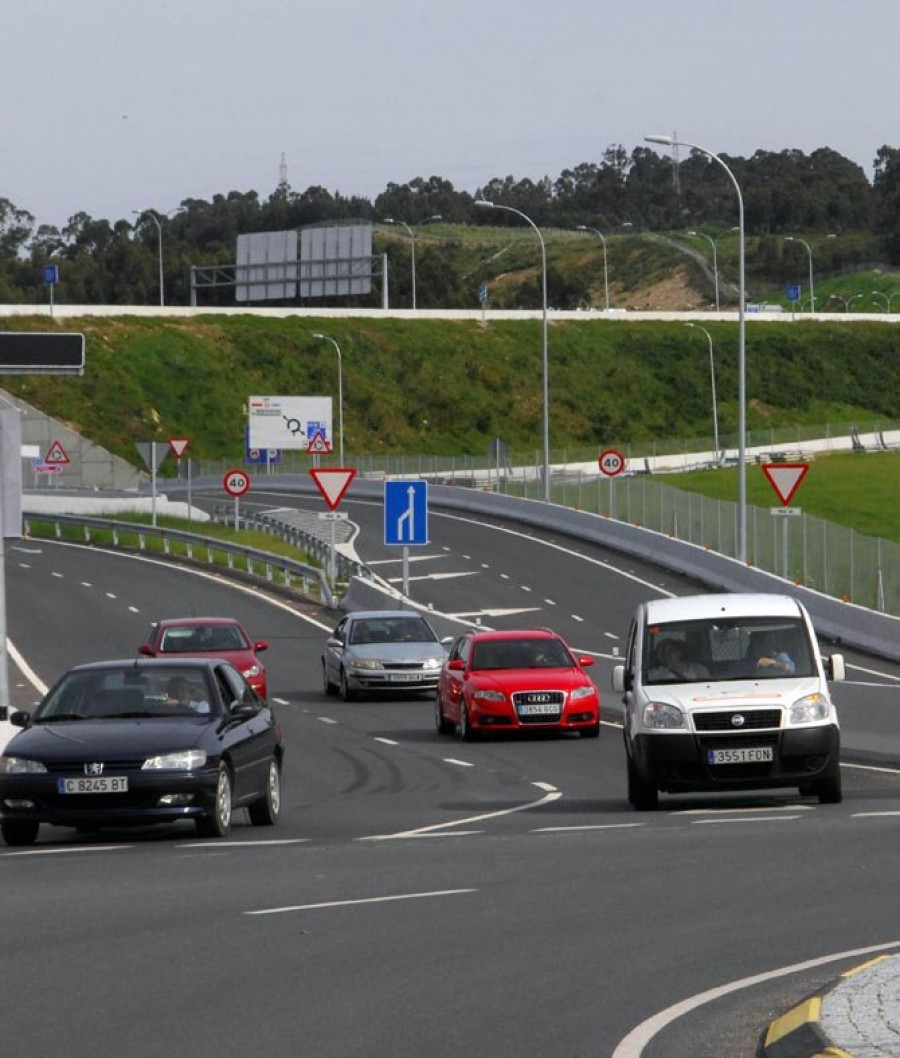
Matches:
[[322, 610, 451, 701]]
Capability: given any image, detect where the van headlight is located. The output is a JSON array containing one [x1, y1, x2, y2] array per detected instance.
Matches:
[[789, 693, 830, 724], [642, 702, 686, 729]]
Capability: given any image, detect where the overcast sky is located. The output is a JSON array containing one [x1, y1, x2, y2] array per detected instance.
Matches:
[[3, 0, 897, 230]]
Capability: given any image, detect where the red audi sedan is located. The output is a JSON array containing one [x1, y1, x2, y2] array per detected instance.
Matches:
[[138, 617, 269, 701], [436, 628, 600, 740]]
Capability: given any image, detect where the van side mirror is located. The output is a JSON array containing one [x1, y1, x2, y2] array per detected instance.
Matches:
[[612, 665, 627, 694], [827, 654, 846, 682]]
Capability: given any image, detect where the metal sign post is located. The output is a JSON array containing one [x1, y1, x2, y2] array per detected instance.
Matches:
[[383, 480, 429, 598]]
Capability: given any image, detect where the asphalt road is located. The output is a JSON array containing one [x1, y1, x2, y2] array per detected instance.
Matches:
[[3, 494, 900, 1058]]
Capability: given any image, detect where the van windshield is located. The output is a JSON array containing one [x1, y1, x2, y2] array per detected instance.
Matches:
[[644, 617, 815, 684]]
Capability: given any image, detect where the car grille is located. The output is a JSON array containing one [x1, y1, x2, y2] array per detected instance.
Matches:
[[383, 662, 429, 671], [693, 709, 782, 732]]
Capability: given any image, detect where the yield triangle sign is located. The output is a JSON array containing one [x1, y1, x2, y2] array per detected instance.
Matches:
[[762, 462, 809, 505], [309, 468, 356, 510], [307, 430, 332, 454], [45, 439, 70, 464], [169, 438, 190, 459]]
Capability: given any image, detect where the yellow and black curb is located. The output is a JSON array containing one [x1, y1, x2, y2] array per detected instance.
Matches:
[[759, 956, 890, 1058]]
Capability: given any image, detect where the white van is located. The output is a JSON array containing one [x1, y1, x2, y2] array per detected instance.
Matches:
[[612, 593, 845, 809]]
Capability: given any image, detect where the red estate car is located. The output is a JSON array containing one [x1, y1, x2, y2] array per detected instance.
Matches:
[[138, 617, 269, 700], [436, 628, 600, 740]]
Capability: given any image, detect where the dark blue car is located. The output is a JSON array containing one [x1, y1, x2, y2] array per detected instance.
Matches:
[[0, 657, 284, 846]]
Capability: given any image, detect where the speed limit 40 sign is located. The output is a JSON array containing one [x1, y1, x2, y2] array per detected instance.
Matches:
[[598, 449, 626, 477], [223, 468, 251, 496]]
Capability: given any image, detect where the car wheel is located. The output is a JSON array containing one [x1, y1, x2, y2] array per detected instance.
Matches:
[[814, 761, 843, 805], [1, 819, 39, 847], [197, 762, 233, 837], [435, 694, 455, 735], [339, 668, 356, 702], [248, 759, 282, 826], [580, 723, 601, 739], [459, 701, 479, 742], [627, 752, 658, 811], [323, 661, 337, 697]]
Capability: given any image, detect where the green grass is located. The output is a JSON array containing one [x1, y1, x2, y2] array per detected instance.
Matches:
[[660, 450, 900, 543]]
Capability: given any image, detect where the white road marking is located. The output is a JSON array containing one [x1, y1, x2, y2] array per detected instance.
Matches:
[[521, 585, 532, 592], [544, 598, 556, 605], [500, 573, 510, 580], [128, 606, 139, 613], [178, 839, 309, 848], [675, 805, 814, 815], [533, 781, 558, 792], [450, 607, 541, 619], [17, 563, 30, 569], [51, 572, 63, 578], [318, 716, 338, 725], [105, 592, 116, 599], [8, 640, 48, 696], [571, 614, 584, 622], [691, 815, 803, 825], [4, 845, 133, 856], [853, 811, 900, 818], [604, 631, 620, 640], [271, 697, 290, 705], [442, 757, 475, 767], [81, 581, 92, 587], [534, 823, 646, 833], [245, 888, 477, 916], [366, 554, 449, 566], [612, 940, 900, 1058], [374, 737, 399, 746], [389, 571, 479, 583]]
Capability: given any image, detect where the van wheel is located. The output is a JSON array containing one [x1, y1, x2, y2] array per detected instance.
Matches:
[[627, 754, 658, 811], [815, 762, 843, 805]]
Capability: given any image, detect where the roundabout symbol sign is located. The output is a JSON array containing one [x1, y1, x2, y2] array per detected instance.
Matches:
[[598, 449, 626, 477]]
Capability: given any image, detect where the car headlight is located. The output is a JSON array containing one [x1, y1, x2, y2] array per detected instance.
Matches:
[[421, 657, 443, 670], [789, 693, 830, 724], [642, 702, 686, 729], [569, 685, 596, 701], [472, 689, 506, 702], [0, 757, 47, 774], [353, 659, 385, 670], [243, 664, 261, 678], [142, 750, 208, 771]]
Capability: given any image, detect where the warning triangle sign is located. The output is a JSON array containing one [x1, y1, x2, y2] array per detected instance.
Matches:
[[309, 468, 357, 510], [45, 439, 70, 464], [306, 430, 332, 454], [762, 462, 809, 505]]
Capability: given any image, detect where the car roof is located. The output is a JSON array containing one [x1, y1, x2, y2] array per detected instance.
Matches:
[[464, 628, 560, 642], [645, 593, 804, 624], [68, 658, 226, 674], [155, 617, 243, 628]]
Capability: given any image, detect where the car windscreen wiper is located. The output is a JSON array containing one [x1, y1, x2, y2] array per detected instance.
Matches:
[[37, 713, 86, 722]]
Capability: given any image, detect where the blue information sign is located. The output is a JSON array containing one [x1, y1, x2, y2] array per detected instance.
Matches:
[[787, 284, 801, 303], [43, 265, 59, 285], [384, 480, 429, 546]]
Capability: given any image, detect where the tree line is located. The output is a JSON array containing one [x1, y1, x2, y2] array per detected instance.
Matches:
[[1, 142, 899, 308]]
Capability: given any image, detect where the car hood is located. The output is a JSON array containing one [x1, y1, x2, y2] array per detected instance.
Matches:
[[471, 668, 590, 692], [162, 648, 259, 669], [348, 644, 446, 662], [5, 720, 208, 763], [652, 676, 825, 707]]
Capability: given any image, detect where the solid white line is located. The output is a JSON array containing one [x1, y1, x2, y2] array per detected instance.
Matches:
[[612, 940, 900, 1058], [442, 757, 474, 767], [691, 815, 803, 825], [7, 640, 48, 696], [534, 823, 645, 833], [533, 781, 559, 793], [842, 761, 900, 776], [244, 888, 477, 916], [390, 571, 479, 583], [853, 811, 900, 818], [4, 845, 133, 856], [374, 737, 399, 746], [177, 839, 309, 848], [271, 697, 290, 705], [675, 805, 814, 815]]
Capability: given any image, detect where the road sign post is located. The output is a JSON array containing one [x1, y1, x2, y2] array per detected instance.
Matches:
[[223, 468, 251, 529], [598, 448, 625, 520], [763, 463, 809, 579], [384, 480, 429, 598], [309, 468, 357, 583]]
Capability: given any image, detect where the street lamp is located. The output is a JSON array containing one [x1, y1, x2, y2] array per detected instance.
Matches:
[[382, 215, 442, 310], [475, 199, 550, 502], [132, 207, 182, 306], [575, 225, 610, 311], [870, 290, 900, 312], [645, 133, 747, 562], [684, 323, 720, 460], [312, 332, 344, 465], [687, 227, 739, 311], [783, 234, 833, 316]]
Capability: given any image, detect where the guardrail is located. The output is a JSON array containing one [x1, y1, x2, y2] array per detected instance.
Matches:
[[22, 511, 345, 609]]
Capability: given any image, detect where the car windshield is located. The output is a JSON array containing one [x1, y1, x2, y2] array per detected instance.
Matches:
[[349, 617, 437, 645], [160, 624, 248, 653], [471, 638, 572, 670], [644, 616, 815, 684], [36, 667, 216, 720]]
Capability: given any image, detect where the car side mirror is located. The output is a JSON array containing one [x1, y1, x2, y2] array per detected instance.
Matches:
[[440, 636, 455, 646], [254, 641, 268, 652], [137, 644, 154, 657], [577, 656, 595, 668], [10, 710, 31, 729], [448, 658, 465, 671], [229, 701, 257, 721]]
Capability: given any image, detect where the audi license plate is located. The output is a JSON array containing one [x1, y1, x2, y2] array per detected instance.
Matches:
[[708, 747, 773, 765], [387, 672, 422, 683], [518, 703, 561, 716], [58, 776, 129, 794]]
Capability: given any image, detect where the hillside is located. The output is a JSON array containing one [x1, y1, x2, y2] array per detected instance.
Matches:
[[2, 314, 897, 467]]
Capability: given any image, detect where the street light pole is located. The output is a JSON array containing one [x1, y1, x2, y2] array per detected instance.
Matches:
[[784, 236, 815, 315], [383, 215, 442, 310], [646, 134, 747, 562], [576, 225, 610, 311], [687, 231, 719, 311], [475, 199, 550, 502], [312, 332, 344, 465], [684, 322, 720, 460], [132, 207, 182, 307]]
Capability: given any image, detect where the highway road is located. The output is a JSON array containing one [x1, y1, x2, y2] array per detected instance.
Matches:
[[3, 490, 900, 1058]]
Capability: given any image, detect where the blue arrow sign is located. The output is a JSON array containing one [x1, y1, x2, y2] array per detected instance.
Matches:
[[384, 480, 429, 546]]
